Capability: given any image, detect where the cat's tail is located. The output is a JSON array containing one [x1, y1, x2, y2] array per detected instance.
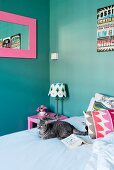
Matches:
[[73, 126, 88, 136]]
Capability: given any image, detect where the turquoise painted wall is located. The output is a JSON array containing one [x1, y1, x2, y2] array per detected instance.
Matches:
[[0, 0, 49, 135], [50, 0, 114, 117]]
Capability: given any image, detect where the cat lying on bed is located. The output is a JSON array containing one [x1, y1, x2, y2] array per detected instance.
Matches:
[[37, 119, 88, 140]]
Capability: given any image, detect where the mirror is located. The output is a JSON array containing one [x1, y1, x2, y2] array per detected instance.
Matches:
[[0, 11, 36, 58], [0, 21, 29, 50]]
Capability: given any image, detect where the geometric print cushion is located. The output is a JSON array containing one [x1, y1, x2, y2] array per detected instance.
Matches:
[[84, 109, 114, 139], [91, 109, 114, 138], [83, 111, 96, 139]]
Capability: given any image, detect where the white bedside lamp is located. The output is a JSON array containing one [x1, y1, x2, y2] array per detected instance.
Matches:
[[48, 83, 66, 117]]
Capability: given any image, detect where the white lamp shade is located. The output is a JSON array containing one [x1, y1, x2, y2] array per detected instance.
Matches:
[[48, 83, 66, 98]]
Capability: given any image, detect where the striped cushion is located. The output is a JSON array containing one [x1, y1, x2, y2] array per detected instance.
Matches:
[[84, 109, 114, 139]]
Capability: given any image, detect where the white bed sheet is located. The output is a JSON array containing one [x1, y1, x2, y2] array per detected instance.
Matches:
[[0, 127, 93, 170], [85, 132, 114, 170]]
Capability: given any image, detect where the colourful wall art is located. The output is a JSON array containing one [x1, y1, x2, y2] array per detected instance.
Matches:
[[97, 5, 114, 52]]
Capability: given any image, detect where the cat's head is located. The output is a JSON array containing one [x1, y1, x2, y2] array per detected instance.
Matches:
[[37, 119, 48, 130]]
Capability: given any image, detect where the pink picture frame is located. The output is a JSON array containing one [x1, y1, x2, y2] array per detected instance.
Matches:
[[0, 11, 36, 58]]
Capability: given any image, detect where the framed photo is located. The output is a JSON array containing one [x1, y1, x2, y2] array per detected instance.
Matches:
[[11, 33, 21, 49]]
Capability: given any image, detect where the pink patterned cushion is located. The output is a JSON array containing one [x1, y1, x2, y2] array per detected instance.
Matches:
[[84, 109, 114, 139], [91, 109, 114, 138]]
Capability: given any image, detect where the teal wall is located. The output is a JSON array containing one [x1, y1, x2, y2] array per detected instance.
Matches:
[[2, 0, 114, 135], [0, 0, 50, 135], [50, 0, 114, 117]]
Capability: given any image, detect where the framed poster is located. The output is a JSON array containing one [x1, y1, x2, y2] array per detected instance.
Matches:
[[97, 5, 114, 52]]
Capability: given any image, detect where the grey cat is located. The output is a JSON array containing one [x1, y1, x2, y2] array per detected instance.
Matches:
[[37, 119, 88, 140]]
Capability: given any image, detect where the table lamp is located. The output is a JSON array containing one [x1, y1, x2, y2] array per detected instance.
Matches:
[[48, 83, 66, 117]]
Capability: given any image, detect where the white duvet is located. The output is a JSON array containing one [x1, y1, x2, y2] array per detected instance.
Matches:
[[85, 132, 114, 170], [1, 115, 114, 170], [0, 128, 92, 170]]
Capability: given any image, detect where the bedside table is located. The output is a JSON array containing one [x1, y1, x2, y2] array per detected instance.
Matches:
[[28, 112, 68, 129]]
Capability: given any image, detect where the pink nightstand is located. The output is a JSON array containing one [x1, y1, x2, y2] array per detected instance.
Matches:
[[28, 112, 68, 129]]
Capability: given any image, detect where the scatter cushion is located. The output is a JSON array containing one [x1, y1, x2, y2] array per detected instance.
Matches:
[[92, 101, 109, 111], [87, 93, 114, 112], [84, 109, 114, 139], [83, 111, 96, 139], [95, 93, 114, 110], [87, 97, 108, 112]]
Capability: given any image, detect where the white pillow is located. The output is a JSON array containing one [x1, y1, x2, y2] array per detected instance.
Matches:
[[64, 116, 86, 132], [87, 97, 95, 111]]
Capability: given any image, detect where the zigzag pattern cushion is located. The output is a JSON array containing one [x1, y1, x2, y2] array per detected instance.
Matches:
[[85, 109, 114, 139], [83, 111, 96, 139]]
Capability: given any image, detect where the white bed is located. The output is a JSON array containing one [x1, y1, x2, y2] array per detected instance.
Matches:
[[0, 116, 93, 170]]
